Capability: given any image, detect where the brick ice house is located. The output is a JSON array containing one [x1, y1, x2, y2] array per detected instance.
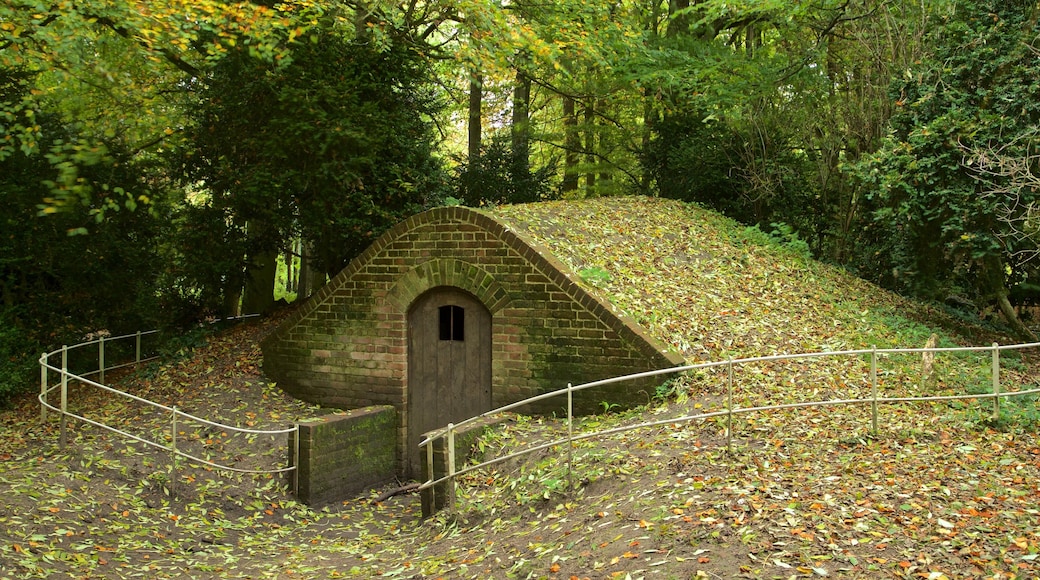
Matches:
[[261, 200, 684, 479]]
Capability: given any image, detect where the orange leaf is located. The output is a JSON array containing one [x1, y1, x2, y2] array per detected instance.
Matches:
[[549, 563, 560, 573], [698, 556, 711, 563]]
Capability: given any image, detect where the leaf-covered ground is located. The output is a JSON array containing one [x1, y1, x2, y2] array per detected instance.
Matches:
[[2, 196, 1039, 579]]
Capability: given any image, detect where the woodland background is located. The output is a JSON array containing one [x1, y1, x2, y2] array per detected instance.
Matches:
[[2, 0, 1039, 401]]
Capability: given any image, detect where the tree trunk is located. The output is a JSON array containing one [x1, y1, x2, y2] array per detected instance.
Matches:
[[584, 100, 596, 196], [996, 290, 1037, 342], [667, 0, 691, 38], [285, 242, 296, 295], [242, 250, 277, 315], [354, 0, 373, 39], [511, 67, 531, 171], [296, 240, 324, 301], [222, 284, 242, 318], [562, 96, 579, 194], [598, 97, 613, 188], [981, 254, 1037, 341], [468, 74, 483, 163]]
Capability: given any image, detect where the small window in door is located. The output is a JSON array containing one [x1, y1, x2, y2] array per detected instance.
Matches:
[[439, 305, 465, 341]]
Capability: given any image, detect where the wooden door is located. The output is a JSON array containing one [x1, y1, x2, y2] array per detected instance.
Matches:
[[407, 287, 492, 478]]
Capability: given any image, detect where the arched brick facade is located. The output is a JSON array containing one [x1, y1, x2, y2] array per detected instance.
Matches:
[[261, 206, 685, 475]]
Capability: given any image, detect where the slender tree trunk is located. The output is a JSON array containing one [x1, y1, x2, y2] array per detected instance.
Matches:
[[562, 96, 579, 194], [667, 0, 691, 37], [584, 100, 596, 196], [242, 250, 277, 315], [468, 74, 483, 163], [597, 97, 613, 188], [297, 240, 323, 300], [511, 67, 531, 171], [354, 0, 373, 39], [222, 284, 241, 318], [640, 90, 655, 192], [285, 243, 296, 295]]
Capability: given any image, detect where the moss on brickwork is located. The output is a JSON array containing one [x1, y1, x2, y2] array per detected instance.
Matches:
[[263, 202, 685, 479], [294, 406, 396, 506]]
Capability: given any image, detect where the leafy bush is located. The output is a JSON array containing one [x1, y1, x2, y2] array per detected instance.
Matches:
[[740, 222, 812, 259], [963, 384, 1040, 433], [456, 136, 557, 208], [0, 310, 42, 406], [643, 109, 822, 254]]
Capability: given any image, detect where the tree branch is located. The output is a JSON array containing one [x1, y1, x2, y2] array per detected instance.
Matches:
[[90, 15, 202, 78]]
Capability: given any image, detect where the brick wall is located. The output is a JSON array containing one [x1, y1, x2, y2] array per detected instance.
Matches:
[[263, 206, 684, 476], [292, 406, 397, 506]]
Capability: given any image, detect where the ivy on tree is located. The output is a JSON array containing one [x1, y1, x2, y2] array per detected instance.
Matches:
[[858, 0, 1040, 339]]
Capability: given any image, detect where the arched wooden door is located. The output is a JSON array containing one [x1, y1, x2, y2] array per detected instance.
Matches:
[[407, 287, 492, 478]]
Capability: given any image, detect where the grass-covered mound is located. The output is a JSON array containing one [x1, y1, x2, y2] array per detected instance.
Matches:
[[1, 196, 1038, 579]]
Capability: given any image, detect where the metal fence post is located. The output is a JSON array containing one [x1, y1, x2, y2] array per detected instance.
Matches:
[[426, 436, 435, 486], [171, 407, 178, 491], [566, 383, 573, 493], [446, 423, 456, 513], [60, 345, 68, 450], [292, 423, 300, 495], [40, 353, 48, 423], [991, 342, 1000, 421], [135, 331, 142, 364], [870, 346, 878, 435], [98, 336, 106, 385], [726, 359, 733, 453]]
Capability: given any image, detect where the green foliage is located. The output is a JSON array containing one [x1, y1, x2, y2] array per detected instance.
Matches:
[[0, 0, 316, 214], [157, 199, 248, 316], [455, 136, 557, 207], [185, 25, 450, 281], [0, 309, 41, 405], [741, 222, 813, 259], [855, 0, 1040, 303], [0, 68, 177, 398], [577, 266, 612, 286], [642, 112, 744, 214], [643, 108, 822, 250], [963, 384, 1040, 433], [766, 223, 811, 259]]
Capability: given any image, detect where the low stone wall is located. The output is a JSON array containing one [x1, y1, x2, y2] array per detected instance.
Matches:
[[420, 414, 510, 517], [292, 406, 397, 506]]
